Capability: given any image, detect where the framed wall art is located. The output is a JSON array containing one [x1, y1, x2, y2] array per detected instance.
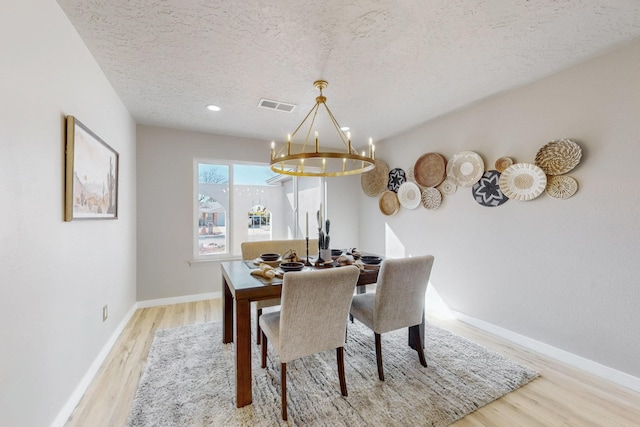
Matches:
[[64, 115, 119, 221]]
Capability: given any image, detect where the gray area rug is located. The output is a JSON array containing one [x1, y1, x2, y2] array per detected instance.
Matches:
[[127, 320, 538, 426]]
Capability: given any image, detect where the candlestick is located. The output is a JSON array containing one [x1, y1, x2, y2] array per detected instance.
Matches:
[[305, 237, 312, 266]]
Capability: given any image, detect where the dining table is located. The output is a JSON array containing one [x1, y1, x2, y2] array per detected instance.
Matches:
[[221, 256, 425, 408]]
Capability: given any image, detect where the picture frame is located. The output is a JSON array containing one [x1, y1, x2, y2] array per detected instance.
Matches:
[[64, 115, 119, 221]]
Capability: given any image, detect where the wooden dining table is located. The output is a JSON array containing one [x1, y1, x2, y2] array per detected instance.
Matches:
[[221, 258, 424, 408]]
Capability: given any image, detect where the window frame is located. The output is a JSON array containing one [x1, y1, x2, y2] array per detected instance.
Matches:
[[194, 158, 234, 260]]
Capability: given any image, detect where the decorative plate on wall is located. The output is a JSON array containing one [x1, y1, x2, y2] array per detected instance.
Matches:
[[495, 156, 514, 172], [438, 177, 457, 195], [421, 187, 442, 210], [446, 151, 484, 187], [499, 163, 547, 201], [405, 166, 417, 185], [471, 170, 509, 207], [534, 139, 582, 175], [546, 175, 578, 199], [397, 182, 422, 209], [379, 190, 400, 216], [361, 159, 389, 197], [387, 168, 406, 192], [414, 152, 447, 188]]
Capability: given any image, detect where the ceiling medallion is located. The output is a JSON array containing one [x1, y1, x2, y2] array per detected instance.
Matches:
[[269, 80, 375, 177]]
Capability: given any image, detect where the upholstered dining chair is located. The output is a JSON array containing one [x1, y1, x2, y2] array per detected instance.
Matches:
[[349, 255, 435, 381], [240, 239, 318, 345], [259, 266, 360, 421]]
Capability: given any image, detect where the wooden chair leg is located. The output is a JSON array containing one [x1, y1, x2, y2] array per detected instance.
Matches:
[[281, 362, 287, 421], [337, 347, 348, 396], [261, 332, 267, 368], [256, 308, 263, 345], [375, 333, 384, 381], [413, 326, 428, 367]]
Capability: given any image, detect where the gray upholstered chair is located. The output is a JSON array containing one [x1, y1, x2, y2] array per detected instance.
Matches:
[[349, 255, 435, 381], [259, 266, 360, 421], [241, 239, 318, 345]]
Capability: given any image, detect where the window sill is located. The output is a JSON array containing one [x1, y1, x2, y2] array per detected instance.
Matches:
[[189, 255, 241, 266]]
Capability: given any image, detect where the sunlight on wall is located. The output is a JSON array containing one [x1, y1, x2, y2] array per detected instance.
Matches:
[[383, 222, 452, 318], [384, 223, 406, 257], [426, 285, 454, 319]]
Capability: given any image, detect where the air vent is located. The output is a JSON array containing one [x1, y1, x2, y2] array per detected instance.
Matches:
[[258, 98, 296, 113]]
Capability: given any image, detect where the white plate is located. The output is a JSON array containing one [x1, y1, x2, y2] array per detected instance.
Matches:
[[397, 182, 422, 209], [446, 151, 484, 187], [546, 175, 578, 199], [421, 187, 442, 210], [438, 177, 457, 195], [499, 163, 547, 201]]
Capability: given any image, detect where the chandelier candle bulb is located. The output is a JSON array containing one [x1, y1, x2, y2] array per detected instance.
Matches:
[[372, 144, 375, 160], [270, 141, 275, 160], [287, 134, 291, 155], [369, 138, 372, 157], [315, 131, 319, 152]]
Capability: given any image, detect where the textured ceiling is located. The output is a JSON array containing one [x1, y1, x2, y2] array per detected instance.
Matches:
[[56, 0, 640, 147]]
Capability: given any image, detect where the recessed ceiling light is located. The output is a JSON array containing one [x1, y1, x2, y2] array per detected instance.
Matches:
[[206, 104, 221, 112], [340, 126, 350, 131]]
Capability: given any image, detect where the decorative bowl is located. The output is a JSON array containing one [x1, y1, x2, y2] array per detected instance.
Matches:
[[260, 253, 280, 262], [279, 262, 305, 272], [331, 249, 343, 257], [360, 256, 382, 265]]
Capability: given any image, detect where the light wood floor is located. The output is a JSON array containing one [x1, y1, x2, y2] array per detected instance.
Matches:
[[64, 299, 640, 426]]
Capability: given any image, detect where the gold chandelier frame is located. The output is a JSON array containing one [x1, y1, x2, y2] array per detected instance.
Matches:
[[270, 80, 376, 177]]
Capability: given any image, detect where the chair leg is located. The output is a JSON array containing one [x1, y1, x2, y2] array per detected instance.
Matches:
[[337, 347, 348, 396], [281, 362, 288, 421], [261, 331, 267, 368], [256, 308, 263, 345], [375, 333, 384, 381], [413, 326, 428, 367]]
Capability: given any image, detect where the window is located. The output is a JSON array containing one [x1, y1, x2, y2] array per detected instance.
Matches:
[[196, 163, 229, 256], [197, 160, 319, 259]]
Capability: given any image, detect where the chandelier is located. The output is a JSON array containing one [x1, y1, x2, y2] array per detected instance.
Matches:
[[269, 80, 376, 177]]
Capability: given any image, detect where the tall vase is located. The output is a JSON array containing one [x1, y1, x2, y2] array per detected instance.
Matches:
[[319, 249, 332, 263]]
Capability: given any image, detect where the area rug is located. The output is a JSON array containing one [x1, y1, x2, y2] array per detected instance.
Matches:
[[127, 320, 538, 426]]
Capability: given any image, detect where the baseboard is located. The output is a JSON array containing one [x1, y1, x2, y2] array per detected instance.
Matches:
[[452, 310, 640, 393], [50, 303, 137, 427], [51, 292, 223, 426], [136, 291, 221, 309]]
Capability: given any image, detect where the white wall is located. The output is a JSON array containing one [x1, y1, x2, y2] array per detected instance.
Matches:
[[359, 40, 640, 379], [0, 1, 137, 426], [136, 126, 361, 301]]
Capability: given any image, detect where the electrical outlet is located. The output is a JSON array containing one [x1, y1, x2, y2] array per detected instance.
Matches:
[[102, 305, 108, 322]]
